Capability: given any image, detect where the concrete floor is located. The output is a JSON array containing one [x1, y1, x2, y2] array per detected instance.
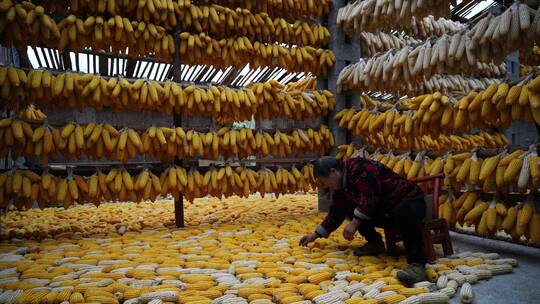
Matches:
[[448, 232, 540, 304]]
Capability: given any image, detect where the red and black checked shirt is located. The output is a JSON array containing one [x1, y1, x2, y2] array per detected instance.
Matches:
[[315, 157, 424, 238]]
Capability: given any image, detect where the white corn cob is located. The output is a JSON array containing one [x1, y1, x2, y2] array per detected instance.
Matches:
[[460, 283, 473, 303], [351, 291, 363, 298], [213, 295, 237, 304], [344, 283, 365, 295], [436, 275, 448, 289], [488, 264, 513, 275], [249, 300, 272, 304], [374, 291, 397, 300], [417, 292, 449, 304], [363, 288, 380, 299], [147, 300, 162, 304], [313, 291, 349, 304], [462, 274, 479, 284], [139, 291, 179, 302], [361, 281, 387, 293], [480, 253, 500, 260], [437, 269, 457, 276], [413, 281, 434, 289], [438, 287, 456, 297], [289, 301, 312, 304], [487, 258, 518, 266], [446, 273, 466, 285], [446, 280, 459, 290], [452, 251, 473, 259], [400, 295, 420, 304], [470, 268, 492, 280]]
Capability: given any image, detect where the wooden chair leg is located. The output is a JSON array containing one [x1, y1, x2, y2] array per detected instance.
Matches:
[[440, 221, 454, 256], [422, 226, 436, 262]]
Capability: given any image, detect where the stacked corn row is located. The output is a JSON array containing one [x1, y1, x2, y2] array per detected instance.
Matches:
[[0, 1, 175, 60], [0, 193, 319, 240], [0, 164, 316, 210], [179, 5, 330, 47], [191, 0, 333, 19], [177, 32, 335, 75], [358, 17, 467, 50], [336, 77, 540, 140], [337, 4, 540, 93], [360, 131, 508, 152], [0, 67, 335, 123], [0, 1, 335, 74], [406, 16, 467, 38], [0, 205, 519, 304], [36, 0, 192, 29], [359, 32, 422, 58], [37, 1, 331, 46], [386, 74, 502, 96], [411, 75, 501, 96], [0, 119, 333, 163], [440, 192, 540, 246], [337, 0, 453, 34]]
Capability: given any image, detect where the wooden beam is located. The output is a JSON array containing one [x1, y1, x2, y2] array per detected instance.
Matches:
[[99, 53, 108, 76], [60, 50, 72, 70], [174, 195, 185, 228]]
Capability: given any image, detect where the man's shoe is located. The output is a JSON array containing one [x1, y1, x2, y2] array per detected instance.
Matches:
[[397, 263, 428, 287], [353, 242, 386, 257]]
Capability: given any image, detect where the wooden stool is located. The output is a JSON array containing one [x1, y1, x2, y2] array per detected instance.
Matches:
[[384, 174, 453, 261]]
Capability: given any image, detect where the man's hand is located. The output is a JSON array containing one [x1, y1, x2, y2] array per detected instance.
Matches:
[[299, 233, 319, 246], [343, 218, 361, 241]]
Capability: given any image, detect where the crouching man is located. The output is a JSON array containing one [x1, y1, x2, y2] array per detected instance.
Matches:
[[299, 156, 428, 286]]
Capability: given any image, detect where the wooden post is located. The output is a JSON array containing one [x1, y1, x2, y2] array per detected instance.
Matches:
[[174, 194, 185, 228]]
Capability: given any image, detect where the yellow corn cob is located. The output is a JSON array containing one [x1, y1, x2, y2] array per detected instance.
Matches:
[[381, 294, 407, 304], [468, 155, 481, 184], [308, 272, 333, 284], [529, 213, 540, 245], [305, 289, 325, 300], [486, 202, 497, 231], [479, 155, 499, 181], [500, 150, 524, 166], [399, 287, 429, 296], [504, 158, 523, 183], [425, 268, 438, 282], [55, 289, 72, 302], [464, 202, 489, 224], [518, 201, 534, 227], [69, 292, 84, 303], [456, 158, 472, 183]]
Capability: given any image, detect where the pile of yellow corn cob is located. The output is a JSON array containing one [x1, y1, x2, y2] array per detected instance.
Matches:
[[0, 193, 318, 240], [0, 194, 518, 304]]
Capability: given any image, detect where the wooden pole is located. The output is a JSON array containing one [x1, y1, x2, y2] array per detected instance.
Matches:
[[175, 194, 185, 228]]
